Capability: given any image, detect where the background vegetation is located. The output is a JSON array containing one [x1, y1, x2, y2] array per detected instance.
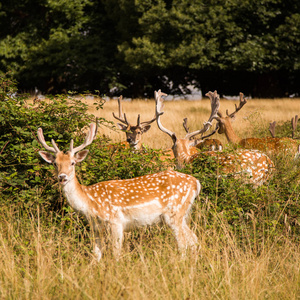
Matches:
[[0, 0, 300, 97], [1, 73, 300, 298]]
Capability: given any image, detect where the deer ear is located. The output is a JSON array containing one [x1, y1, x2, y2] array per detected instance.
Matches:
[[142, 125, 151, 133], [117, 123, 128, 131], [190, 139, 202, 148], [75, 150, 89, 162], [39, 151, 55, 164]]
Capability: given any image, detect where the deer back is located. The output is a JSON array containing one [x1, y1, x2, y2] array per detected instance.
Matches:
[[192, 149, 274, 186]]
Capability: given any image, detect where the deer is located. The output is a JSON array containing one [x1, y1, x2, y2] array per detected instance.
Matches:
[[182, 117, 223, 151], [37, 123, 201, 261], [155, 90, 274, 186], [112, 96, 156, 150], [154, 90, 220, 170], [215, 92, 300, 159]]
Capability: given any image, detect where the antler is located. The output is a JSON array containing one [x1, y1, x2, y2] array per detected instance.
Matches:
[[182, 116, 219, 140], [155, 89, 176, 141], [70, 123, 97, 154], [292, 115, 298, 139], [113, 95, 156, 127], [226, 92, 248, 118], [184, 90, 220, 140], [269, 121, 276, 138], [38, 124, 96, 154], [37, 128, 60, 153], [183, 118, 190, 134], [112, 95, 130, 125]]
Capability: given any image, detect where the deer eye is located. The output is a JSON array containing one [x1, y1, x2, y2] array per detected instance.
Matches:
[[71, 161, 75, 166]]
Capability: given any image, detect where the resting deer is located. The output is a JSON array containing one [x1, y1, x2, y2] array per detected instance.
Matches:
[[215, 92, 300, 158], [37, 124, 200, 260], [155, 90, 274, 186], [112, 96, 156, 150], [182, 117, 223, 151]]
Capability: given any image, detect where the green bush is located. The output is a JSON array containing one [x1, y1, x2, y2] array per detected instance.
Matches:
[[0, 73, 169, 216]]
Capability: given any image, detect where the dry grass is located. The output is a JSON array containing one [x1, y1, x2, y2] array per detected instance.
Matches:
[[1, 201, 300, 299], [85, 96, 300, 149]]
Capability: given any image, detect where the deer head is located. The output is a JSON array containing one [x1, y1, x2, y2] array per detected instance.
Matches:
[[38, 124, 96, 185], [112, 96, 156, 150], [214, 92, 247, 143]]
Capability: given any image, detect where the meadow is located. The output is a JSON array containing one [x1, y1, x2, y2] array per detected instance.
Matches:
[[1, 91, 300, 299], [88, 96, 300, 149]]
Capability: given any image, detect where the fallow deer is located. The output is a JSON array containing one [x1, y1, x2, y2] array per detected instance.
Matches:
[[215, 92, 300, 158], [112, 96, 156, 150], [155, 90, 274, 186], [37, 123, 200, 260]]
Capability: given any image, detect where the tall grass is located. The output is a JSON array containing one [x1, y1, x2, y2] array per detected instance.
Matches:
[[1, 195, 300, 299], [1, 94, 300, 299]]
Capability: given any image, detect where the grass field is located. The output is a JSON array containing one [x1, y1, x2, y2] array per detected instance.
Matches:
[[1, 94, 300, 299], [86, 96, 300, 149]]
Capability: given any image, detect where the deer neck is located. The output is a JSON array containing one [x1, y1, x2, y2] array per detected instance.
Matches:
[[62, 176, 91, 217], [173, 139, 196, 169], [223, 118, 242, 144]]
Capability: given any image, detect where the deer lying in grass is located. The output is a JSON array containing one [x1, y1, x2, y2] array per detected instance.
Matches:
[[155, 90, 274, 186], [37, 123, 200, 260], [215, 92, 300, 158], [112, 96, 156, 150]]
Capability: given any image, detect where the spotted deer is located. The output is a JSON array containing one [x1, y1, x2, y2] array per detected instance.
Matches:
[[155, 90, 274, 186], [215, 92, 300, 158], [112, 96, 156, 150], [37, 124, 200, 260]]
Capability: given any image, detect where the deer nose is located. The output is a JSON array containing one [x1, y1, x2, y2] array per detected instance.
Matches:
[[127, 138, 132, 143], [58, 174, 67, 183]]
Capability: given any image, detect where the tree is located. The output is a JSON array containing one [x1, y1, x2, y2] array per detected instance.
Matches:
[[0, 0, 299, 97]]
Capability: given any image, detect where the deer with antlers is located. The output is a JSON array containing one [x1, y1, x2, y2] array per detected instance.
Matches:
[[112, 96, 156, 150], [37, 123, 200, 260], [155, 90, 274, 186], [215, 93, 300, 158]]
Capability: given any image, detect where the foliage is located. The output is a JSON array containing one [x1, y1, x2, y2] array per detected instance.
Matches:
[[0, 1, 300, 97]]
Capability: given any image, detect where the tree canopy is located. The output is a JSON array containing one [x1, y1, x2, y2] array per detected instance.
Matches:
[[0, 0, 299, 97]]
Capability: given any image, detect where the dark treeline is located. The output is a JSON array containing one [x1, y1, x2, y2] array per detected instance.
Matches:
[[0, 0, 299, 98]]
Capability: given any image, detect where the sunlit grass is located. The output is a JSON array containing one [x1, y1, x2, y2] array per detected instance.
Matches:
[[1, 198, 300, 299], [86, 96, 300, 149]]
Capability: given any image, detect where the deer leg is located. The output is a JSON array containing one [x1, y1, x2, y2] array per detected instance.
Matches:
[[163, 214, 192, 252], [110, 222, 124, 259], [90, 219, 103, 261], [182, 220, 198, 249], [94, 233, 102, 262]]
